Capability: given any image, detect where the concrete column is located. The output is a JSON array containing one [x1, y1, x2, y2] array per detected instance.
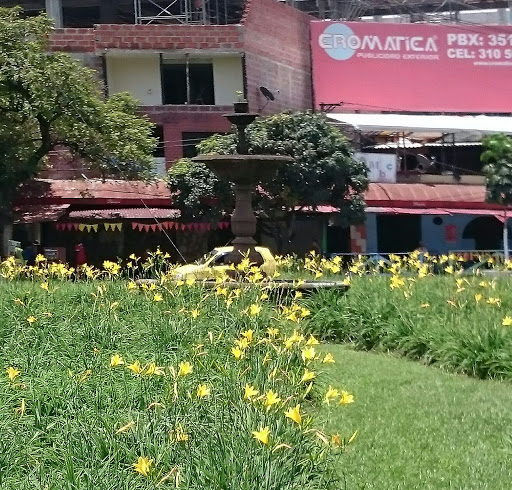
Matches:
[[45, 0, 63, 28], [1, 223, 13, 258]]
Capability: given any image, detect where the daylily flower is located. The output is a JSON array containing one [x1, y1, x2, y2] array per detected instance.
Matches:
[[27, 316, 36, 324], [285, 404, 302, 425], [301, 368, 316, 383], [110, 354, 124, 367], [6, 367, 20, 382], [178, 361, 193, 376], [197, 384, 210, 398], [127, 360, 142, 375], [241, 329, 254, 343], [264, 390, 281, 411], [252, 426, 270, 445], [339, 390, 354, 405], [306, 335, 319, 346], [249, 304, 261, 316], [503, 316, 512, 326], [324, 386, 340, 405], [322, 353, 335, 364], [153, 293, 163, 302], [301, 347, 316, 363], [231, 347, 244, 360], [133, 456, 153, 476], [144, 362, 165, 376], [244, 384, 259, 400]]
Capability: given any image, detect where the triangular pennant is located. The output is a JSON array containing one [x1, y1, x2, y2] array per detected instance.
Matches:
[[150, 224, 157, 232], [169, 222, 176, 230], [143, 224, 150, 232], [86, 225, 92, 232], [117, 223, 123, 231], [157, 223, 163, 231], [132, 222, 137, 230], [104, 223, 110, 231], [78, 224, 85, 232], [161, 222, 168, 230], [92, 224, 98, 232], [137, 223, 144, 231], [55, 223, 60, 231], [193, 223, 200, 230]]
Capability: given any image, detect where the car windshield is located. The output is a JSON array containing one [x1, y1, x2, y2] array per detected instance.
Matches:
[[198, 249, 223, 265]]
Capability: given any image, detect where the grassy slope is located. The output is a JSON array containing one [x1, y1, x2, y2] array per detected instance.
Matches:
[[321, 345, 512, 490]]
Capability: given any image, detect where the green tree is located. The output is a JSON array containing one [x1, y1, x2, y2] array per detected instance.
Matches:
[[0, 7, 156, 252], [481, 133, 512, 259], [168, 112, 368, 252]]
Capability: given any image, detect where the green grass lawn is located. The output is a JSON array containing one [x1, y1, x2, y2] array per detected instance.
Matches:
[[321, 345, 512, 489]]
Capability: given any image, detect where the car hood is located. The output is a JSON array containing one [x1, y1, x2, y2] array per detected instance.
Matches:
[[175, 264, 202, 274]]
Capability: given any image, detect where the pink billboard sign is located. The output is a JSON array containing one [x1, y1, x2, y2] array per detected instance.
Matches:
[[311, 21, 512, 113]]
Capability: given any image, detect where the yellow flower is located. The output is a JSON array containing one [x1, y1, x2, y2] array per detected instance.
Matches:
[[186, 278, 195, 286], [190, 309, 200, 319], [178, 361, 193, 376], [324, 386, 340, 405], [132, 456, 153, 476], [6, 367, 20, 382], [215, 287, 228, 297], [301, 308, 311, 318], [153, 293, 163, 302], [301, 347, 316, 363], [241, 329, 254, 343], [262, 353, 272, 365], [27, 316, 36, 324], [127, 360, 142, 375], [322, 353, 335, 364], [116, 421, 135, 434], [339, 390, 354, 405], [503, 316, 512, 326], [284, 404, 302, 425], [252, 426, 270, 445], [267, 327, 279, 338], [231, 346, 244, 360], [40, 282, 49, 291], [286, 311, 298, 322], [475, 293, 482, 303], [306, 335, 319, 346], [264, 390, 281, 411], [110, 354, 124, 367], [421, 303, 430, 308], [235, 337, 249, 349], [249, 304, 261, 316], [144, 362, 165, 376], [294, 291, 303, 299], [301, 368, 316, 383], [444, 266, 454, 274], [14, 298, 25, 306], [260, 293, 269, 301], [244, 384, 259, 400], [197, 384, 210, 398]]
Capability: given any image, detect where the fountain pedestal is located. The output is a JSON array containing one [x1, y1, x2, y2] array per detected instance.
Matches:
[[192, 104, 292, 265]]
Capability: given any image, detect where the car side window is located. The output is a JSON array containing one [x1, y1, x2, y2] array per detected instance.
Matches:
[[213, 253, 227, 265]]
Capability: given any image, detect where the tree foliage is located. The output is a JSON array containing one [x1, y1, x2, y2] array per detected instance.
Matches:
[[168, 112, 368, 247], [482, 133, 512, 206], [0, 7, 156, 214]]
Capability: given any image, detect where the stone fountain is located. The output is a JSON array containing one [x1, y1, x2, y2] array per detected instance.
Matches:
[[192, 102, 292, 264]]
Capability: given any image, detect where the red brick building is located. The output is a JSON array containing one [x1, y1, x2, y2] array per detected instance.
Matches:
[[29, 0, 313, 174], [7, 0, 314, 261]]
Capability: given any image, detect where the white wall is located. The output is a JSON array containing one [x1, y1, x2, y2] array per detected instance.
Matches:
[[106, 54, 162, 106], [212, 56, 244, 106]]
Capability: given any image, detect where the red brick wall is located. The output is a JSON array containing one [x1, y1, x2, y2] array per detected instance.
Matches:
[[50, 25, 242, 51], [242, 0, 313, 113], [50, 28, 95, 52]]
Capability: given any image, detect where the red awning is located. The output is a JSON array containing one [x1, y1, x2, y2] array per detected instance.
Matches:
[[366, 206, 507, 220], [67, 208, 180, 220], [13, 204, 70, 224]]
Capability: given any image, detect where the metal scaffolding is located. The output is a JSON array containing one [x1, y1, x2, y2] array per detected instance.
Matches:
[[133, 0, 242, 24]]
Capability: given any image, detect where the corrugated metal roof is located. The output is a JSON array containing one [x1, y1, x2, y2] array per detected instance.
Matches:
[[67, 208, 180, 220], [13, 204, 70, 224]]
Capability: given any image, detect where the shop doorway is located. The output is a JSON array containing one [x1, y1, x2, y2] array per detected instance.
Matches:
[[377, 215, 421, 254]]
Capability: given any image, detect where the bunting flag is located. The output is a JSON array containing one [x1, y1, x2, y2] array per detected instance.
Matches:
[[104, 223, 110, 231], [73, 223, 79, 230], [86, 225, 93, 232], [78, 224, 86, 232], [137, 223, 144, 232], [92, 224, 98, 232], [132, 222, 137, 230], [116, 223, 123, 231]]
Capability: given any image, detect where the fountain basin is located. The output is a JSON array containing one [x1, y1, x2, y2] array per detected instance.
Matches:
[[192, 154, 293, 186]]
